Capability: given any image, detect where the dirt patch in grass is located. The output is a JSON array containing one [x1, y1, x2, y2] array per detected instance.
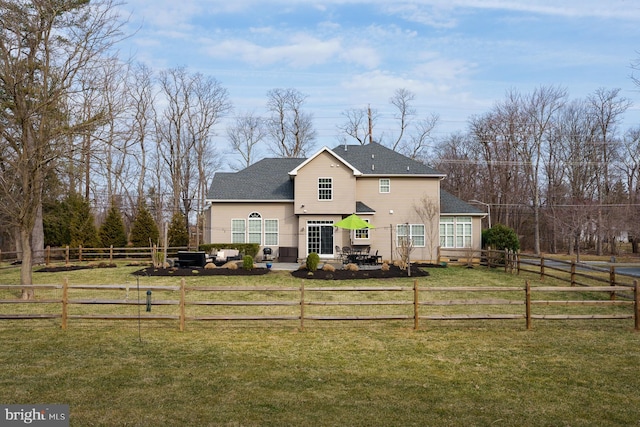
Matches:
[[291, 264, 429, 280]]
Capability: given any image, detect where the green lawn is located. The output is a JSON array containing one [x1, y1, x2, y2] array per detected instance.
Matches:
[[1, 264, 639, 426]]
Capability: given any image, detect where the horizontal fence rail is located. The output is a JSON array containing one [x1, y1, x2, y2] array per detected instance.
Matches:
[[440, 248, 640, 289], [0, 245, 190, 266], [0, 279, 638, 331]]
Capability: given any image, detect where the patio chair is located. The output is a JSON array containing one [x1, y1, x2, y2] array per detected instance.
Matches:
[[367, 250, 382, 265]]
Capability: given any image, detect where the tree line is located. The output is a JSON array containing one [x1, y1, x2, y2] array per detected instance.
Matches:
[[1, 1, 639, 293]]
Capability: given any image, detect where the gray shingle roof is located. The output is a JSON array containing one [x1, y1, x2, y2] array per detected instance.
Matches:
[[207, 158, 302, 200], [207, 143, 446, 201], [331, 142, 444, 176], [440, 190, 485, 215]]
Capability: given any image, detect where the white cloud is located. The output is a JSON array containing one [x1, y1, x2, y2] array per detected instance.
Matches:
[[204, 34, 380, 69]]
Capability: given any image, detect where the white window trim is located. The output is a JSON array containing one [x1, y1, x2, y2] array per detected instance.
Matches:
[[264, 219, 279, 246], [379, 178, 390, 193], [231, 218, 246, 244], [396, 224, 426, 247], [354, 219, 371, 240], [318, 177, 333, 201], [439, 216, 472, 248]]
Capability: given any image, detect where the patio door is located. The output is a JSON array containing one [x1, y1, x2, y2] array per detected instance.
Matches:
[[307, 221, 334, 257]]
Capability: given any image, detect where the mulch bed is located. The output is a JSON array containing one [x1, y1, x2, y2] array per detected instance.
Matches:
[[291, 264, 429, 280], [132, 266, 271, 276], [36, 263, 432, 280], [36, 264, 117, 273]]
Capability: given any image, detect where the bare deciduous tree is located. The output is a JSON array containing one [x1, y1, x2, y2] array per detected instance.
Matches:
[[413, 194, 440, 263], [227, 112, 266, 170], [266, 88, 316, 158], [156, 67, 231, 244], [0, 0, 125, 296], [337, 106, 377, 145]]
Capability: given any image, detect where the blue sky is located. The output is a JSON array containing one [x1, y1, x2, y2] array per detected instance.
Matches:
[[117, 0, 640, 152]]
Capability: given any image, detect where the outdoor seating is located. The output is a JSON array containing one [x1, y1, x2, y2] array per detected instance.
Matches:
[[176, 251, 207, 268], [367, 250, 382, 265]]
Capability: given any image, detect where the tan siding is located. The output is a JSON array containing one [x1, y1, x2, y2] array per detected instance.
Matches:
[[206, 202, 298, 259], [355, 176, 441, 262], [294, 151, 356, 215]]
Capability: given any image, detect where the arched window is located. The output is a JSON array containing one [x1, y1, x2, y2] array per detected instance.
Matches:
[[248, 212, 262, 244]]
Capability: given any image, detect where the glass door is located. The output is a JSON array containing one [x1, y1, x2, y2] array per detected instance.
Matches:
[[307, 221, 334, 257]]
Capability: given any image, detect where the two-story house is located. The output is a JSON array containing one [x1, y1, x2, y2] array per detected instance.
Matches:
[[203, 142, 484, 263]]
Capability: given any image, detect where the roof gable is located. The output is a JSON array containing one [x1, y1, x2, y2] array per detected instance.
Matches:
[[288, 146, 362, 176]]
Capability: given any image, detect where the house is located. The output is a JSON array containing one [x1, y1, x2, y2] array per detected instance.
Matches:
[[203, 142, 485, 263]]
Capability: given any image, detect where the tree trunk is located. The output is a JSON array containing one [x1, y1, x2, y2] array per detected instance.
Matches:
[[20, 228, 34, 300], [32, 203, 44, 265]]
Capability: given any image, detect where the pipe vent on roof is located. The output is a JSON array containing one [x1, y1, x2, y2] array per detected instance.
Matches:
[[372, 164, 375, 171]]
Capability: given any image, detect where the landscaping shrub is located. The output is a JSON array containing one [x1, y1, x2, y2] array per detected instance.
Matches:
[[322, 263, 336, 272], [221, 261, 238, 270], [204, 263, 216, 269], [483, 224, 520, 251], [306, 252, 320, 271], [243, 255, 254, 270], [345, 263, 359, 272]]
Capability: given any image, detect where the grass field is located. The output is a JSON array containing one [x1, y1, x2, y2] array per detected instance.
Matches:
[[1, 263, 639, 426]]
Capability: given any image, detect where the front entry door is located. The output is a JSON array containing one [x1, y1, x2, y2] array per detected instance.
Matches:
[[307, 221, 334, 257]]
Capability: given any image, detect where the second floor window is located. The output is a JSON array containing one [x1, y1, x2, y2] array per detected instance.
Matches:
[[318, 178, 333, 200], [379, 178, 390, 193]]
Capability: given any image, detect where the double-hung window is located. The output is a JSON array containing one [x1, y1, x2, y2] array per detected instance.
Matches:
[[439, 217, 472, 248], [396, 224, 425, 247], [231, 213, 279, 245], [318, 178, 333, 200], [231, 219, 246, 244], [248, 212, 262, 244], [379, 178, 390, 193], [264, 219, 279, 246]]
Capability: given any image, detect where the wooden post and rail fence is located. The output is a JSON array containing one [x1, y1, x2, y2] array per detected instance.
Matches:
[[0, 245, 190, 267], [439, 248, 640, 288], [1, 279, 638, 332]]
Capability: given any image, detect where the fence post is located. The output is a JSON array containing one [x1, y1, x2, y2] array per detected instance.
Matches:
[[504, 249, 509, 273], [570, 261, 576, 287], [525, 281, 531, 330], [413, 280, 419, 331], [65, 245, 70, 266], [79, 245, 83, 262], [436, 246, 441, 265], [110, 245, 114, 263], [179, 278, 185, 332], [46, 246, 50, 267], [634, 280, 639, 332], [61, 278, 68, 330], [516, 251, 521, 275], [540, 256, 545, 281], [609, 266, 616, 301], [300, 281, 305, 332]]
